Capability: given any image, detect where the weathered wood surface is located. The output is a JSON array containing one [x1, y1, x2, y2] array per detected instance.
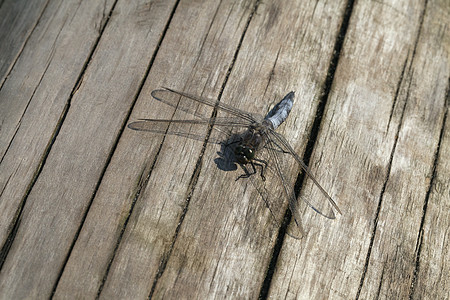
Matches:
[[0, 0, 49, 86], [0, 0, 447, 299]]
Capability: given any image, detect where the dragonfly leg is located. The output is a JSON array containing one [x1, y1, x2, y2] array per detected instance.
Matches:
[[236, 160, 267, 181], [253, 158, 268, 181], [236, 163, 256, 181]]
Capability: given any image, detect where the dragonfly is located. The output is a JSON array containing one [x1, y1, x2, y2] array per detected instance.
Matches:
[[128, 88, 341, 238]]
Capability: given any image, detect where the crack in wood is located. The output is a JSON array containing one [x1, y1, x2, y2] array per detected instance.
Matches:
[[408, 78, 449, 300]]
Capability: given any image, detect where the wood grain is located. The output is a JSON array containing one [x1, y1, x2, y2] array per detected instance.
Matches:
[[269, 0, 449, 298], [149, 0, 350, 298], [415, 102, 449, 300], [0, 0, 447, 298], [0, 0, 48, 86], [0, 0, 115, 260], [57, 0, 257, 298], [0, 0, 172, 298]]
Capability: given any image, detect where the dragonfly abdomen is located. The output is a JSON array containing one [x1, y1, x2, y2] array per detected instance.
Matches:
[[264, 91, 294, 129]]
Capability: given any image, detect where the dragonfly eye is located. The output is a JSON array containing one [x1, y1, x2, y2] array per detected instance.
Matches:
[[244, 148, 254, 159]]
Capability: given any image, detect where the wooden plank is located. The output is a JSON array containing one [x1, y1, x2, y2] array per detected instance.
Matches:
[[268, 0, 449, 299], [58, 1, 261, 299], [0, 0, 175, 298], [414, 107, 449, 299], [0, 0, 48, 86], [356, 0, 448, 297], [53, 0, 349, 298], [391, 0, 449, 298], [0, 0, 446, 298], [143, 1, 349, 299], [0, 0, 114, 254]]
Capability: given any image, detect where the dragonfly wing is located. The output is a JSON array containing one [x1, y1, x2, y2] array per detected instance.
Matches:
[[129, 118, 251, 145], [152, 88, 257, 123], [265, 130, 341, 220], [261, 135, 306, 237], [129, 88, 257, 144], [244, 165, 304, 239], [128, 119, 219, 144]]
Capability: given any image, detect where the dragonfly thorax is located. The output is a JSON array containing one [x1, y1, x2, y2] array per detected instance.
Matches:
[[233, 127, 265, 164]]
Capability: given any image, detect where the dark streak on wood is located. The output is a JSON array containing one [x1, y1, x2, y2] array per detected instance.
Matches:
[[409, 80, 449, 300]]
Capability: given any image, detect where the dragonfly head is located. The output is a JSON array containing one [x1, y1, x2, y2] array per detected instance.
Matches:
[[234, 145, 255, 164]]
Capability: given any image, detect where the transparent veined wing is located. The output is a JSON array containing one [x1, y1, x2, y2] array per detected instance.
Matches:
[[265, 129, 341, 220], [151, 88, 258, 124], [128, 88, 261, 142], [246, 138, 306, 239], [128, 88, 261, 145]]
